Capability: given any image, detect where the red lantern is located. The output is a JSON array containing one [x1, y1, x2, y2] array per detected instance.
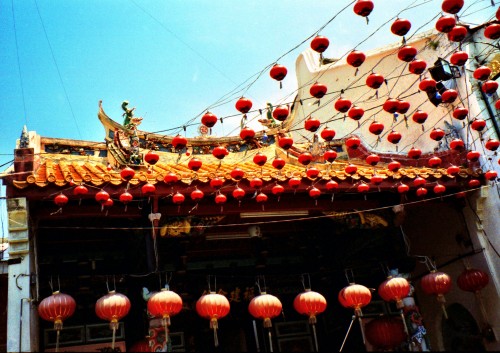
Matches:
[[269, 64, 287, 82], [436, 15, 456, 33], [387, 130, 402, 144], [272, 184, 285, 197], [450, 51, 468, 66], [421, 270, 452, 318], [448, 26, 468, 42], [413, 177, 426, 187], [215, 193, 227, 206], [357, 182, 370, 193], [338, 284, 372, 316], [366, 73, 385, 89], [230, 168, 245, 181], [95, 190, 110, 205], [96, 291, 131, 348], [190, 189, 204, 201], [434, 184, 446, 195], [232, 187, 246, 200], [164, 172, 179, 185], [497, 99, 500, 110], [442, 0, 464, 14], [148, 288, 183, 346], [365, 317, 406, 351], [335, 98, 352, 113], [453, 107, 468, 120], [347, 50, 366, 67], [240, 126, 256, 141], [212, 146, 229, 160], [54, 193, 68, 207], [468, 179, 481, 188], [129, 340, 151, 352], [248, 293, 282, 328], [348, 106, 364, 121], [383, 98, 400, 113], [74, 185, 88, 197], [306, 167, 320, 179], [388, 161, 401, 172], [428, 156, 442, 168], [473, 66, 492, 81], [188, 158, 203, 171], [298, 152, 313, 166], [408, 147, 422, 159], [441, 89, 458, 103], [304, 116, 321, 132], [370, 175, 383, 186], [457, 268, 489, 293], [467, 151, 481, 162], [278, 136, 294, 150], [172, 192, 185, 205], [430, 128, 445, 141], [471, 119, 486, 132], [398, 183, 409, 194], [450, 138, 465, 150], [293, 289, 327, 325], [310, 36, 330, 53], [272, 157, 286, 170], [397, 100, 410, 114], [119, 192, 133, 208], [144, 150, 160, 165], [324, 150, 337, 163], [235, 97, 252, 114], [366, 154, 380, 166], [484, 23, 500, 40], [326, 180, 339, 191], [120, 166, 135, 181], [288, 177, 302, 190], [409, 59, 427, 75], [250, 177, 263, 189], [353, 0, 374, 17], [310, 82, 328, 99], [485, 170, 498, 181], [273, 106, 289, 121], [482, 80, 499, 95], [201, 112, 218, 128], [253, 152, 267, 166], [369, 121, 384, 135], [196, 292, 230, 347], [391, 18, 411, 36], [412, 110, 428, 124], [210, 177, 224, 190], [418, 78, 437, 92], [447, 165, 460, 176], [39, 291, 76, 330], [485, 138, 500, 151], [397, 45, 417, 62], [346, 136, 361, 149], [345, 164, 358, 175], [142, 183, 156, 196], [172, 135, 188, 151], [309, 187, 321, 200], [321, 127, 336, 141], [416, 187, 428, 197]]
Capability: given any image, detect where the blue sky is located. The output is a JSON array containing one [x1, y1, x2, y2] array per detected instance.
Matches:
[[0, 0, 495, 170]]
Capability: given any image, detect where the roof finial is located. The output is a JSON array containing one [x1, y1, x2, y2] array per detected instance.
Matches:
[[19, 125, 29, 148]]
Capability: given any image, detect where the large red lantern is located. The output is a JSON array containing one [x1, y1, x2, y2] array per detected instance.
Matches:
[[339, 283, 371, 317], [482, 80, 499, 95], [457, 268, 489, 293], [54, 193, 68, 208], [420, 270, 452, 318], [144, 150, 159, 165], [391, 18, 411, 36], [235, 97, 253, 114], [201, 112, 218, 128], [95, 291, 131, 349], [365, 317, 406, 350], [310, 82, 328, 99], [196, 292, 230, 347], [378, 277, 410, 309], [38, 291, 76, 345], [240, 126, 256, 141], [348, 106, 364, 121], [485, 23, 500, 40], [294, 289, 327, 352], [147, 288, 183, 346], [321, 127, 336, 141], [353, 0, 374, 18], [310, 35, 329, 53], [473, 66, 492, 81], [335, 97, 352, 113], [171, 135, 187, 151], [448, 25, 468, 42], [346, 136, 361, 149], [409, 59, 427, 75], [366, 73, 384, 89], [442, 0, 464, 14], [248, 293, 282, 328], [269, 64, 287, 88], [120, 166, 135, 181], [436, 15, 456, 33], [272, 105, 289, 121], [450, 51, 468, 66], [304, 116, 321, 132], [347, 50, 366, 68], [397, 45, 417, 62]]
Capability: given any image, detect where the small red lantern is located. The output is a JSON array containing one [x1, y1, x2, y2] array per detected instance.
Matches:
[[397, 45, 417, 62], [250, 177, 263, 189], [408, 147, 422, 159], [473, 66, 492, 81], [453, 107, 468, 120], [436, 15, 456, 33], [269, 64, 287, 82], [74, 185, 88, 197], [196, 292, 230, 347], [383, 98, 400, 113], [471, 119, 486, 132], [484, 23, 500, 40], [467, 150, 481, 162], [418, 78, 437, 92], [278, 136, 294, 150], [39, 291, 77, 350], [321, 127, 336, 141], [457, 268, 489, 293], [310, 83, 328, 99], [190, 189, 204, 201], [441, 89, 458, 103], [428, 156, 442, 168], [248, 293, 282, 328], [172, 135, 188, 151], [366, 154, 380, 166], [388, 161, 401, 172], [409, 59, 427, 75], [172, 192, 185, 205], [430, 128, 445, 141], [412, 110, 428, 124], [326, 180, 339, 191], [448, 26, 468, 42], [235, 97, 252, 114], [148, 288, 183, 346], [369, 121, 384, 135], [357, 182, 370, 193], [398, 183, 409, 194], [366, 73, 385, 89], [378, 277, 410, 309], [232, 187, 246, 200], [482, 80, 499, 95], [188, 158, 203, 171], [272, 184, 285, 197], [365, 317, 406, 351], [164, 172, 179, 185], [304, 116, 321, 132], [344, 164, 358, 175], [210, 177, 224, 190], [347, 50, 366, 67], [240, 126, 256, 141], [421, 270, 452, 318], [370, 175, 383, 186], [95, 190, 110, 205], [272, 157, 286, 170], [447, 165, 460, 176], [335, 97, 352, 113], [324, 150, 337, 163], [413, 177, 426, 187], [144, 150, 160, 165], [348, 106, 364, 121], [96, 291, 131, 349], [442, 0, 464, 14], [310, 35, 330, 53], [298, 152, 313, 166], [485, 138, 500, 151], [142, 183, 156, 196], [485, 170, 498, 181], [54, 193, 68, 207], [309, 187, 321, 200], [391, 18, 411, 36], [230, 168, 245, 181], [450, 138, 465, 151], [346, 136, 361, 149], [212, 146, 229, 160], [387, 130, 402, 144], [273, 106, 289, 121], [293, 289, 327, 324], [338, 283, 372, 316], [119, 192, 133, 210], [201, 112, 218, 128], [468, 179, 481, 188], [397, 100, 410, 114], [450, 51, 469, 66], [434, 184, 446, 195], [288, 177, 302, 189], [306, 167, 320, 179], [416, 187, 428, 197], [353, 0, 374, 17], [253, 152, 267, 166], [120, 166, 135, 181]]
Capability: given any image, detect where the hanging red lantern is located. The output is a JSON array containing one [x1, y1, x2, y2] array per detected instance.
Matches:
[[353, 0, 374, 17], [54, 193, 68, 207], [338, 283, 372, 316], [235, 97, 253, 114], [250, 177, 263, 189], [430, 128, 445, 141], [298, 152, 313, 166], [357, 182, 370, 193], [232, 187, 246, 200], [473, 66, 492, 81], [310, 35, 330, 53], [196, 292, 230, 348], [412, 110, 428, 124], [172, 135, 188, 151], [468, 179, 481, 188], [484, 170, 498, 181], [365, 317, 406, 351], [148, 288, 183, 346], [450, 138, 465, 151], [348, 106, 364, 121], [240, 126, 256, 141], [201, 112, 218, 128], [306, 167, 320, 179], [450, 51, 469, 66], [366, 73, 385, 89], [103, 198, 113, 209], [378, 277, 410, 309], [442, 0, 464, 14], [447, 165, 460, 176], [398, 183, 409, 194], [190, 189, 204, 201], [172, 192, 185, 205], [457, 268, 489, 293], [416, 187, 428, 197], [272, 184, 285, 196], [273, 106, 289, 121], [369, 121, 384, 135], [383, 98, 400, 113], [309, 187, 321, 199], [212, 146, 229, 160], [248, 293, 282, 328], [96, 291, 131, 349], [497, 6, 500, 21], [428, 156, 442, 168], [310, 82, 328, 99], [453, 107, 468, 120], [408, 147, 422, 159], [413, 177, 426, 187], [335, 97, 352, 113], [324, 150, 337, 163], [210, 177, 224, 190], [326, 180, 339, 191], [471, 119, 486, 132], [448, 26, 468, 42], [387, 130, 402, 144], [397, 45, 417, 62], [278, 136, 294, 150], [253, 152, 267, 166], [230, 168, 245, 181], [164, 172, 179, 185], [142, 183, 156, 196], [484, 23, 500, 40], [482, 80, 499, 95], [95, 190, 110, 205], [321, 127, 336, 141], [420, 270, 452, 318], [370, 175, 384, 186], [409, 59, 427, 75], [434, 184, 446, 195], [269, 64, 287, 82], [39, 291, 76, 330], [346, 136, 361, 149], [293, 289, 327, 325], [347, 50, 366, 67], [388, 161, 401, 172], [435, 15, 456, 33], [441, 89, 458, 103], [496, 99, 500, 110], [366, 154, 380, 166], [288, 177, 301, 190], [74, 185, 88, 197], [144, 150, 160, 165], [272, 157, 286, 170], [119, 192, 133, 209], [120, 166, 135, 181], [391, 18, 411, 36], [418, 78, 437, 92], [485, 138, 500, 151], [188, 158, 203, 171], [397, 100, 410, 114], [304, 116, 321, 132], [344, 164, 358, 175], [467, 150, 481, 162]]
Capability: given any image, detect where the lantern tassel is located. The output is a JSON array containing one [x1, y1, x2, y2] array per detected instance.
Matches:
[[312, 323, 319, 352], [268, 328, 274, 353], [437, 294, 448, 319], [111, 327, 116, 350], [331, 193, 335, 202], [358, 315, 366, 344], [213, 326, 219, 347], [55, 329, 60, 353], [279, 81, 282, 89]]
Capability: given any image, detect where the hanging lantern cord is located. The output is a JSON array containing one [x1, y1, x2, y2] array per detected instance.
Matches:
[[211, 318, 219, 347], [268, 326, 273, 353], [339, 315, 356, 352], [312, 320, 319, 352]]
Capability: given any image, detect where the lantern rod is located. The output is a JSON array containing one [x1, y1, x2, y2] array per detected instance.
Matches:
[[339, 315, 356, 352]]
